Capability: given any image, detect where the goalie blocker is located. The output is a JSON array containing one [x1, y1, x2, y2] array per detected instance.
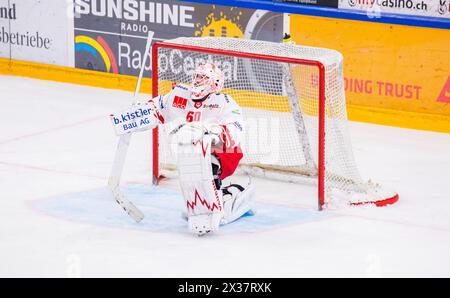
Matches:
[[109, 103, 161, 136]]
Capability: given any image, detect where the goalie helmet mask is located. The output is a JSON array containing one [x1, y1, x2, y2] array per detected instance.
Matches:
[[191, 63, 224, 100]]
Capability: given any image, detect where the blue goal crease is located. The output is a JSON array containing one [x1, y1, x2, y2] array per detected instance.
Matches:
[[30, 185, 332, 235]]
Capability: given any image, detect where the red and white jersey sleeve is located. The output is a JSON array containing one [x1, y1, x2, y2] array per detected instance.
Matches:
[[151, 84, 245, 148], [213, 93, 245, 148]]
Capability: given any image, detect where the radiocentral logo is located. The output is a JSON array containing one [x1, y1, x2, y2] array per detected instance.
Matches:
[[75, 35, 118, 74]]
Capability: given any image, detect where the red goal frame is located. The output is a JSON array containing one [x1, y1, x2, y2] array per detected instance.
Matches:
[[151, 41, 327, 210]]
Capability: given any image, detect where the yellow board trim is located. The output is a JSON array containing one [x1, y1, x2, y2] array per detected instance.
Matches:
[[1, 58, 450, 133], [0, 58, 152, 93], [348, 104, 450, 134]]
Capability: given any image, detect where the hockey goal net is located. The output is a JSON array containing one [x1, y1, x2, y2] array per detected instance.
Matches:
[[151, 37, 398, 209]]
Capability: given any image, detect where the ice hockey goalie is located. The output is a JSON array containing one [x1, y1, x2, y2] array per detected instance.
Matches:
[[149, 63, 255, 235]]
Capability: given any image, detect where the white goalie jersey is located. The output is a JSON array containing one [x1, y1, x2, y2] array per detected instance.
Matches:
[[150, 83, 253, 235], [150, 84, 245, 150]]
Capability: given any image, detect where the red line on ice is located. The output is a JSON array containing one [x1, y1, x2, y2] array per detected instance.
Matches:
[[0, 116, 103, 145]]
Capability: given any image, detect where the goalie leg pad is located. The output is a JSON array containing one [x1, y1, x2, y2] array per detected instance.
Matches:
[[221, 183, 255, 225], [176, 135, 224, 235], [188, 213, 223, 236]]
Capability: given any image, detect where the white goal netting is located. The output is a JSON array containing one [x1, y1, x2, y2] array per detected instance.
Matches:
[[153, 37, 397, 208]]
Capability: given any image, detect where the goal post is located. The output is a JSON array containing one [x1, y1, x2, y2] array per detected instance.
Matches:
[[151, 37, 399, 210]]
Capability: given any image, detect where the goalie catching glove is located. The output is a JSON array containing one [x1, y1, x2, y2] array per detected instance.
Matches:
[[170, 121, 232, 147]]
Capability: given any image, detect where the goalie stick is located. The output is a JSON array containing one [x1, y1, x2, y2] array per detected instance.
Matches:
[[107, 31, 154, 222]]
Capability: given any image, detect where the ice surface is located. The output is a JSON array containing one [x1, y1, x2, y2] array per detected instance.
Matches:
[[1, 75, 450, 277]]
